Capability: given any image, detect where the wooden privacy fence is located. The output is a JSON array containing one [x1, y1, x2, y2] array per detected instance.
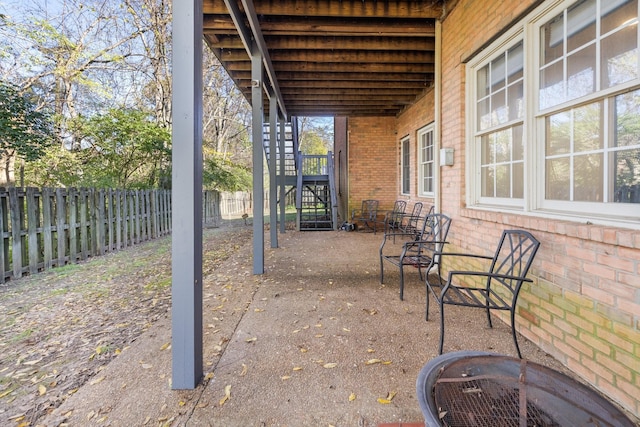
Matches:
[[0, 187, 174, 283]]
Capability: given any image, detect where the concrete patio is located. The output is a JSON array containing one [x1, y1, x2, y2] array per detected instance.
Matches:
[[40, 227, 577, 426]]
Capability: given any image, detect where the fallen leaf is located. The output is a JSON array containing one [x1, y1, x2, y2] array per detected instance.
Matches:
[[23, 358, 42, 366], [219, 385, 231, 406], [38, 384, 46, 395], [240, 364, 247, 376], [349, 392, 356, 402], [160, 342, 170, 351], [281, 375, 291, 380], [377, 390, 397, 404], [342, 328, 351, 332], [245, 337, 257, 343], [292, 367, 303, 371], [365, 359, 382, 365], [90, 376, 105, 385], [141, 364, 152, 369], [323, 362, 338, 369], [254, 308, 264, 312]]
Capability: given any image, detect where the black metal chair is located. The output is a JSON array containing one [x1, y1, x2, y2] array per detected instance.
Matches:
[[351, 199, 379, 232], [381, 200, 408, 234], [380, 213, 452, 300], [395, 203, 434, 242], [425, 229, 541, 358]]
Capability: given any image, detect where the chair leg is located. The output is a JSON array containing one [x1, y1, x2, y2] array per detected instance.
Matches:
[[438, 301, 445, 355], [379, 257, 384, 284], [425, 288, 430, 321], [510, 308, 522, 359], [485, 304, 493, 328], [399, 264, 405, 300]]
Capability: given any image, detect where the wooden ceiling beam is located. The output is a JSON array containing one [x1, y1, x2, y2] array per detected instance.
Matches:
[[262, 35, 434, 51], [204, 14, 436, 37], [226, 61, 434, 74], [232, 71, 434, 82], [220, 49, 434, 63], [203, 0, 444, 19]]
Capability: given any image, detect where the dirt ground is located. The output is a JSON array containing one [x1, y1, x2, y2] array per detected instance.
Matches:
[[0, 220, 251, 426]]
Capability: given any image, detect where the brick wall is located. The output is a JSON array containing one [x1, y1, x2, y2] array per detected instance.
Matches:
[[347, 117, 397, 213], [415, 0, 640, 418], [395, 91, 436, 210]]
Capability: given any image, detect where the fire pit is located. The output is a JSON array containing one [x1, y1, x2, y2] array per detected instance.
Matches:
[[416, 351, 635, 427]]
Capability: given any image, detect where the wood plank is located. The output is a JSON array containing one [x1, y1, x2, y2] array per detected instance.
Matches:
[[55, 188, 67, 267], [221, 48, 434, 63], [231, 60, 434, 73], [203, 0, 444, 19], [68, 188, 77, 263], [26, 188, 39, 274], [204, 14, 436, 37], [79, 188, 89, 260], [107, 189, 114, 252], [97, 189, 105, 255], [8, 187, 22, 278], [261, 35, 434, 51], [116, 189, 122, 250], [0, 189, 9, 282]]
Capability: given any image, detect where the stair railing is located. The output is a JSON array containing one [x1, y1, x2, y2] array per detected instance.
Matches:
[[327, 151, 338, 230]]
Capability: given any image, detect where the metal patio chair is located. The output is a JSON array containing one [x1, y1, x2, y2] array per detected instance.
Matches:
[[351, 199, 379, 232], [380, 213, 452, 300], [425, 229, 541, 358], [382, 200, 408, 233]]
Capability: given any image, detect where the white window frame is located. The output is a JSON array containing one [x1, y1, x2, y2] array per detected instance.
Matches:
[[418, 123, 436, 197], [401, 136, 411, 195], [466, 0, 640, 226]]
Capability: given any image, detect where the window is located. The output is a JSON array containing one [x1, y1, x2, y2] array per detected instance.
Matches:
[[467, 0, 640, 222], [418, 124, 435, 196], [401, 137, 411, 194]]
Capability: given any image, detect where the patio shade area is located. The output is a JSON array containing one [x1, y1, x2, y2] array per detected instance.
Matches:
[[39, 227, 585, 426], [202, 0, 442, 117]]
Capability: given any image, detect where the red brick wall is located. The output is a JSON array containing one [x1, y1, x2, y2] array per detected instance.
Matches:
[[395, 91, 436, 210], [347, 117, 397, 213], [421, 0, 640, 418]]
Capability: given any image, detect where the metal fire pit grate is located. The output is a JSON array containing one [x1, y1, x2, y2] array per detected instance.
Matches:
[[434, 373, 558, 426], [419, 353, 636, 427]]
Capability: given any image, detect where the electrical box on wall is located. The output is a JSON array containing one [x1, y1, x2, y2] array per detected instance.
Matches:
[[440, 148, 454, 166]]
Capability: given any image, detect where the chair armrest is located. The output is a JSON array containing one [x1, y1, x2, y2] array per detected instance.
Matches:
[[432, 252, 494, 261], [446, 270, 534, 284]]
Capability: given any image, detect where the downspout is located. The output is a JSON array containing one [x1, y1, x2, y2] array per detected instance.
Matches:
[[435, 20, 443, 213]]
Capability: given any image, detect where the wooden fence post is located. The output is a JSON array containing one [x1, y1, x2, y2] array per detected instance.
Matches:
[[79, 188, 89, 261], [42, 188, 53, 270], [56, 188, 67, 267], [68, 188, 77, 263], [115, 189, 122, 250], [26, 188, 39, 275], [0, 188, 8, 282], [9, 187, 23, 278], [96, 189, 105, 256], [107, 189, 114, 253]]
